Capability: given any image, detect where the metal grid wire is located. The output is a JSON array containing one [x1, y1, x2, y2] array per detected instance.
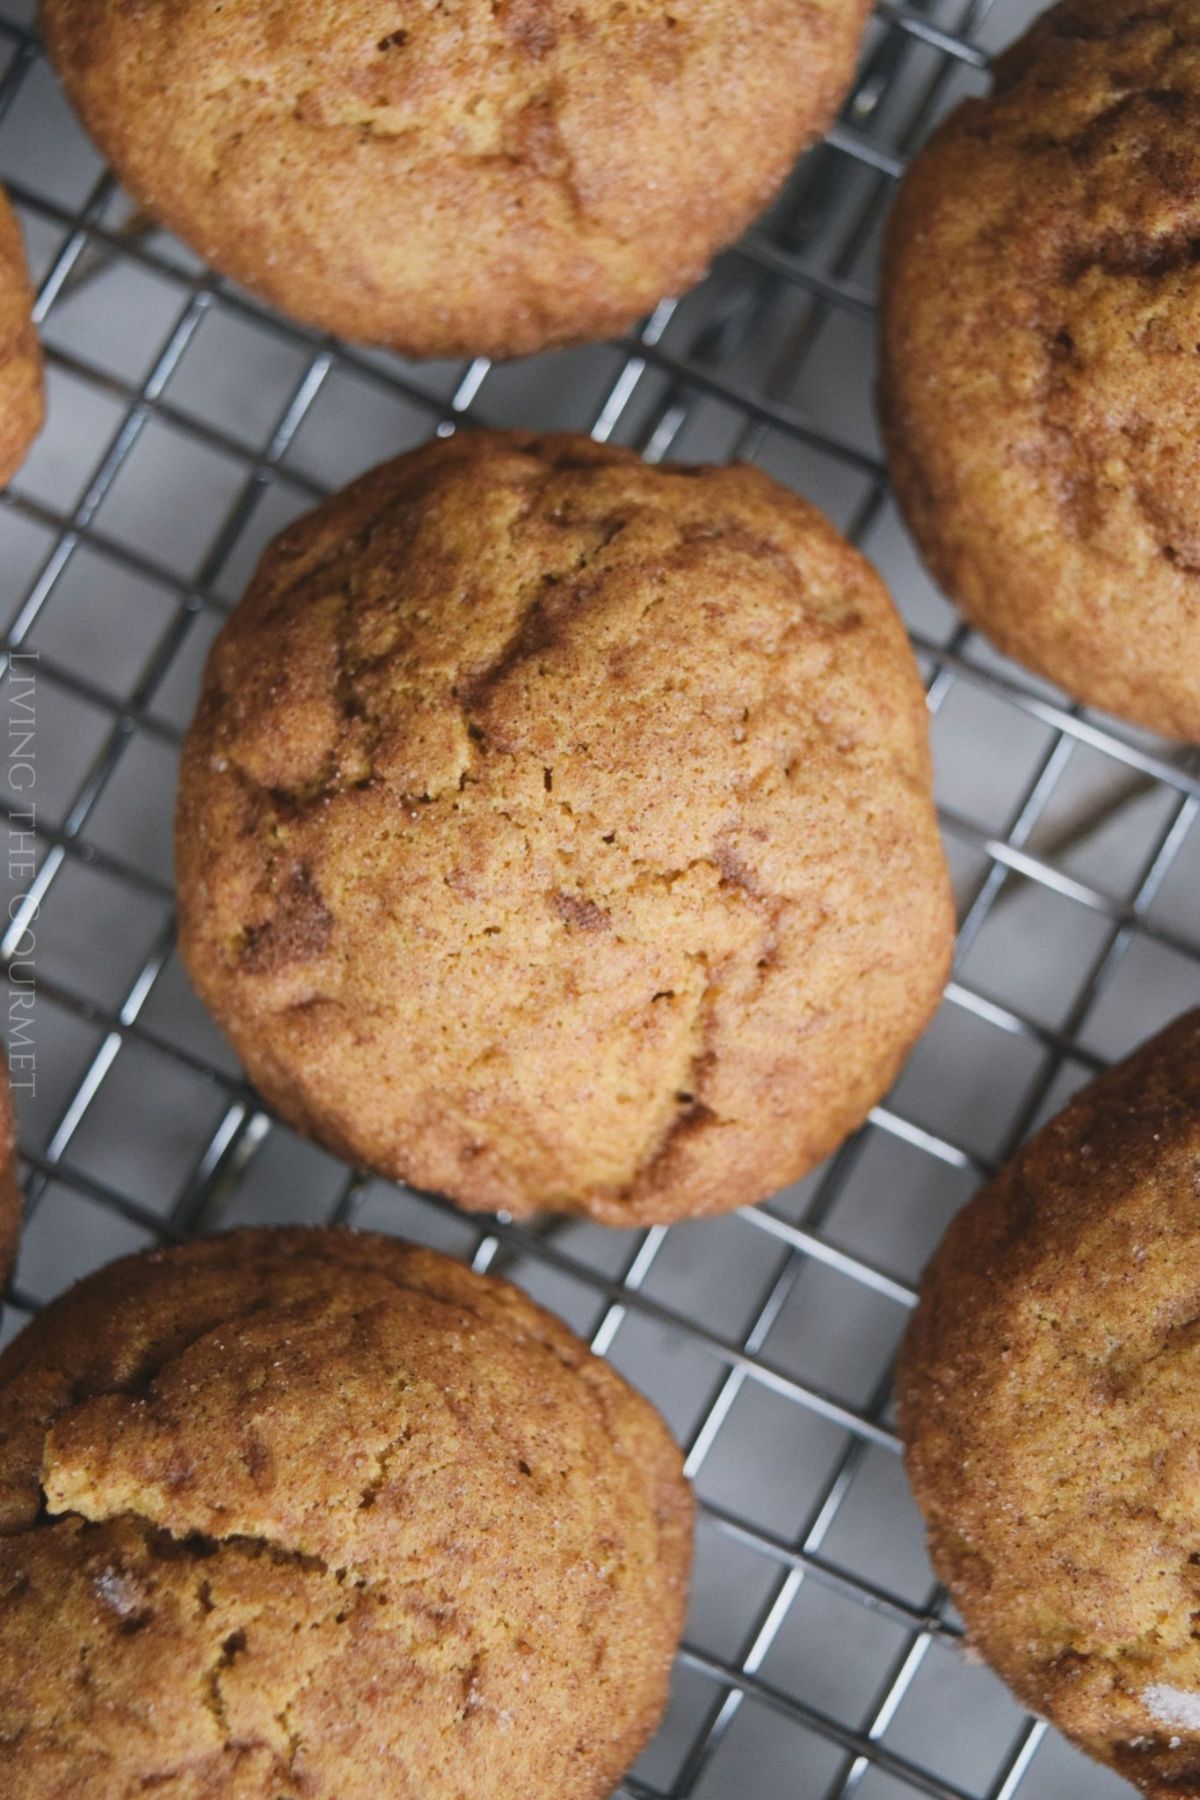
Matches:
[[0, 1, 1198, 1795]]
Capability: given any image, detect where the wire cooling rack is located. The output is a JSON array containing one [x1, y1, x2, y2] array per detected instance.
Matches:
[[1, 2, 1198, 1795]]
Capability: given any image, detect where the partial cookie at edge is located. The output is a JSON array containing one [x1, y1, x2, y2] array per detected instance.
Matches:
[[42, 0, 871, 357], [899, 1010, 1200, 1798], [881, 0, 1200, 740], [0, 1225, 693, 1800], [0, 187, 42, 486]]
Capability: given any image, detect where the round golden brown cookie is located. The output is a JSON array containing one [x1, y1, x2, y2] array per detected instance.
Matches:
[[881, 0, 1200, 741], [898, 1010, 1200, 1798], [0, 187, 42, 487], [175, 430, 952, 1226], [42, 0, 870, 359], [0, 1225, 692, 1799]]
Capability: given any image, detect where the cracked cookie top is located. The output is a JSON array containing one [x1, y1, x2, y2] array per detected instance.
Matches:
[[42, 0, 870, 358], [898, 1010, 1200, 1799], [0, 1226, 693, 1799], [881, 0, 1200, 740], [0, 187, 42, 489], [175, 430, 951, 1225]]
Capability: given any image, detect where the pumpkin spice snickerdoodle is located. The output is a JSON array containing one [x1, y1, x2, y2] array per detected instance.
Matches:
[[899, 1010, 1200, 1798], [175, 430, 952, 1226], [0, 1226, 693, 1799], [882, 0, 1200, 740], [42, 0, 872, 359], [0, 187, 42, 487]]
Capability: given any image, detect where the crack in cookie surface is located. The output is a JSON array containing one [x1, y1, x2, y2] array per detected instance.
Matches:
[[898, 1012, 1200, 1799], [176, 431, 950, 1224], [881, 0, 1200, 739], [0, 1228, 693, 1800]]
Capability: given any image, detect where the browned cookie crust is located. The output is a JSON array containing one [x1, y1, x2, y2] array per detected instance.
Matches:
[[42, 0, 870, 359], [898, 1011, 1200, 1798], [0, 187, 42, 487], [881, 0, 1200, 741], [0, 1226, 692, 1798], [175, 430, 952, 1226]]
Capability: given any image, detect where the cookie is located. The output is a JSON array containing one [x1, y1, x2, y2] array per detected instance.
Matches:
[[42, 0, 870, 358], [0, 1226, 692, 1798], [175, 430, 952, 1225], [881, 0, 1200, 740], [0, 188, 42, 487], [899, 1010, 1200, 1797]]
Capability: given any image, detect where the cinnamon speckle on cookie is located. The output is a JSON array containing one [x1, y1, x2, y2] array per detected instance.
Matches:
[[0, 1226, 693, 1798], [175, 430, 952, 1224], [43, 0, 871, 358], [882, 0, 1200, 740], [899, 1010, 1200, 1798]]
